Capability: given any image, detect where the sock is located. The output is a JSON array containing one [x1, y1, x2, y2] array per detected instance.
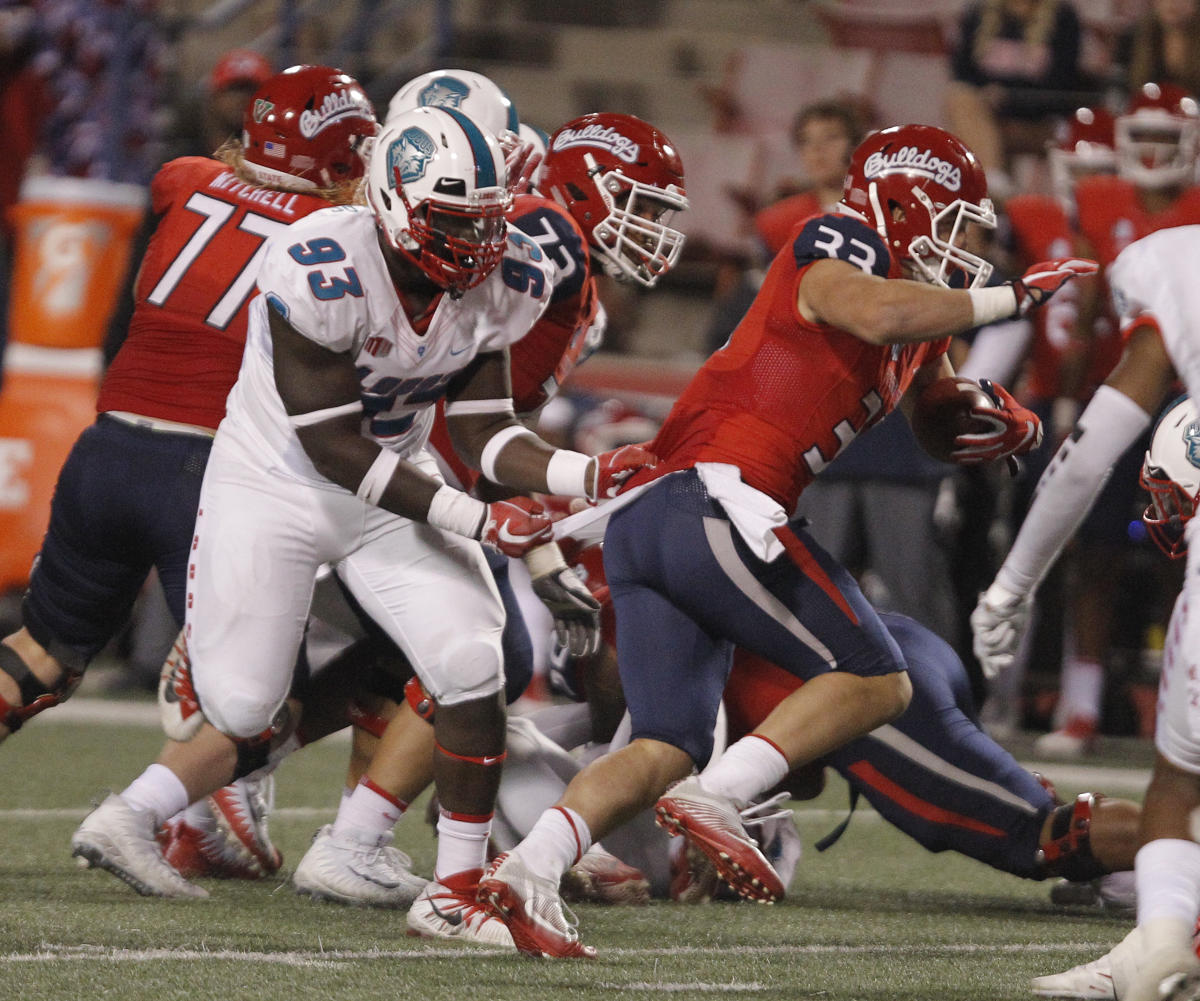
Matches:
[[332, 777, 407, 839], [121, 763, 190, 825], [516, 806, 591, 884], [1137, 839, 1200, 926], [699, 734, 789, 808], [1056, 657, 1102, 727], [435, 810, 493, 883]]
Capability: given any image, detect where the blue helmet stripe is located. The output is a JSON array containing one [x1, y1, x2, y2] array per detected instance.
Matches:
[[440, 107, 498, 189]]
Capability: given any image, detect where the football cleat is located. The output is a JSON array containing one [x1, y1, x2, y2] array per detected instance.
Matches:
[[1049, 871, 1136, 914], [292, 824, 427, 908], [160, 776, 282, 880], [669, 837, 723, 904], [560, 845, 650, 906], [158, 632, 205, 742], [72, 793, 208, 899], [654, 776, 784, 904], [1033, 717, 1099, 759], [478, 852, 597, 958], [406, 868, 515, 948], [1031, 926, 1142, 999]]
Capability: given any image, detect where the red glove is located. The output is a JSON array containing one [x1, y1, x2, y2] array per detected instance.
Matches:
[[950, 379, 1043, 466], [504, 139, 543, 196], [479, 497, 554, 557], [1012, 258, 1098, 316], [589, 443, 658, 502]]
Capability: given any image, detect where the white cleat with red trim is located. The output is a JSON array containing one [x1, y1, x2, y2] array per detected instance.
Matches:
[[478, 852, 596, 958]]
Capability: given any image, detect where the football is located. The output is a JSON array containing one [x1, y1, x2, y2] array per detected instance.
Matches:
[[910, 377, 993, 463]]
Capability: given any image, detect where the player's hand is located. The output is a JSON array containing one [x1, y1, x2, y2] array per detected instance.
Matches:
[[1011, 258, 1098, 316], [970, 582, 1032, 680], [524, 542, 601, 657], [587, 443, 658, 502], [479, 496, 554, 557], [504, 139, 542, 196], [950, 379, 1043, 466]]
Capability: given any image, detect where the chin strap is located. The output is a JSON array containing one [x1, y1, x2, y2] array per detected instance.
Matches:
[[0, 644, 80, 733]]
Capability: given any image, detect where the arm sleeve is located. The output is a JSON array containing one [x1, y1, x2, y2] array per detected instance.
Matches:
[[994, 384, 1152, 594]]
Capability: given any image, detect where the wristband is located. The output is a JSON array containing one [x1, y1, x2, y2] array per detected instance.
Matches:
[[480, 425, 536, 483], [356, 449, 401, 506], [545, 449, 593, 498], [968, 285, 1018, 327], [426, 485, 488, 540], [523, 541, 567, 580]]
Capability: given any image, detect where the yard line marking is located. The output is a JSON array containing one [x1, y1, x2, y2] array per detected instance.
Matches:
[[0, 941, 1112, 966], [599, 983, 766, 992]]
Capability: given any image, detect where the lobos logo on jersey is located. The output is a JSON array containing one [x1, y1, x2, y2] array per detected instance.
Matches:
[[551, 124, 639, 164], [388, 128, 437, 186], [418, 76, 470, 109], [299, 88, 372, 139], [864, 145, 962, 191]]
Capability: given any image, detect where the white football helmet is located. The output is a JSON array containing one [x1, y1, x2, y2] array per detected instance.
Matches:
[[385, 68, 519, 140], [366, 106, 510, 295], [1141, 395, 1200, 558]]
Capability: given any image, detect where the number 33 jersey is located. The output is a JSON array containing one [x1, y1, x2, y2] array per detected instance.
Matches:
[[224, 204, 555, 487], [97, 156, 332, 430]]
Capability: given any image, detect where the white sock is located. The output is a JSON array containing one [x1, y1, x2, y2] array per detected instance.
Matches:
[[699, 734, 789, 808], [121, 763, 190, 825], [332, 777, 406, 839], [516, 806, 592, 884], [435, 810, 492, 882], [1137, 838, 1200, 926], [1056, 657, 1102, 726]]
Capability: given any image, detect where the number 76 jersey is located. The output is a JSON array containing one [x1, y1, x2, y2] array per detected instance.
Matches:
[[224, 204, 555, 486]]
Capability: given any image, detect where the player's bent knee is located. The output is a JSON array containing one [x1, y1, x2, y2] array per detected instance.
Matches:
[[0, 643, 81, 733], [426, 637, 504, 707], [202, 687, 283, 741]]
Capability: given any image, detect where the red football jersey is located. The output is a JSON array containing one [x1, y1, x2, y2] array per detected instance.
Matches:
[[754, 191, 823, 257], [427, 193, 596, 493], [96, 157, 330, 429], [636, 213, 948, 511], [1074, 175, 1200, 267]]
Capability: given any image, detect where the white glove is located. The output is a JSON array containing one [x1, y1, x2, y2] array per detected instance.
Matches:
[[970, 582, 1032, 681], [524, 543, 601, 657]]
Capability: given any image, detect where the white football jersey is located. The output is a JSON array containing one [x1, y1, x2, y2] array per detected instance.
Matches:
[[1109, 225, 1200, 405], [223, 204, 554, 486]]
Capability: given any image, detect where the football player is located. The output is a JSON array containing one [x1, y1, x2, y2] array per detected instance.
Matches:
[[69, 104, 656, 947], [473, 122, 1095, 958], [974, 226, 1200, 1001], [0, 67, 374, 748]]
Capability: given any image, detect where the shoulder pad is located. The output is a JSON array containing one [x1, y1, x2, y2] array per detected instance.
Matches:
[[792, 213, 891, 278]]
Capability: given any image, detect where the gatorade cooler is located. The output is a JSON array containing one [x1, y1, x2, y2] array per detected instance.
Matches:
[[0, 344, 101, 591], [7, 175, 146, 350]]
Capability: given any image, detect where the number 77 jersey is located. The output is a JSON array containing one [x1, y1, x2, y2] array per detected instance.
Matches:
[[96, 156, 334, 431]]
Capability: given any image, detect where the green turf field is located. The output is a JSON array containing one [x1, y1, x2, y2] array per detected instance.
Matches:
[[0, 704, 1146, 1001]]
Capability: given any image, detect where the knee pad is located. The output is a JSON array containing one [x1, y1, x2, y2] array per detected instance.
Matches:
[[0, 644, 81, 733], [1036, 793, 1109, 882], [427, 637, 504, 708], [202, 687, 283, 741]]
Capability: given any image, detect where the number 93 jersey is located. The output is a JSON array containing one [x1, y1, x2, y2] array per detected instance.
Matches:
[[223, 204, 554, 487]]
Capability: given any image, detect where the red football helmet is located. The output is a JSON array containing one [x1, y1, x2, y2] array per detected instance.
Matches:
[[241, 65, 377, 191], [540, 112, 688, 287], [1116, 82, 1200, 188], [1048, 106, 1117, 207], [841, 124, 995, 288], [1140, 395, 1200, 558]]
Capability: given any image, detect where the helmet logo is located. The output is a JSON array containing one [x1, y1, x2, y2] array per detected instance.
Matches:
[[864, 145, 962, 191], [299, 87, 372, 139], [253, 99, 274, 124], [551, 124, 639, 164], [1184, 421, 1200, 469], [417, 76, 470, 109], [387, 128, 438, 187]]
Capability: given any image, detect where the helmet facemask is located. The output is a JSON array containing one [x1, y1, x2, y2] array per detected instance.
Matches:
[[1140, 396, 1200, 558], [873, 183, 996, 289], [587, 155, 688, 287], [1140, 460, 1195, 558], [1116, 113, 1200, 189], [399, 193, 508, 295]]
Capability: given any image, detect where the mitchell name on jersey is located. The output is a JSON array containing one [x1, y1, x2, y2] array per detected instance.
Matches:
[[223, 204, 555, 487]]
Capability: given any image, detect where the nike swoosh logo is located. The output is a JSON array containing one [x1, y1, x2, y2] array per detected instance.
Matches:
[[498, 523, 542, 545], [449, 345, 470, 356], [349, 865, 400, 889], [428, 897, 463, 926], [480, 755, 504, 766]]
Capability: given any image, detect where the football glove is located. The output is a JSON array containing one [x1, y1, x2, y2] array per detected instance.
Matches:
[[588, 443, 658, 502], [524, 542, 601, 657], [970, 582, 1033, 680], [479, 497, 554, 557], [950, 379, 1043, 466], [504, 139, 543, 196], [1011, 258, 1098, 317]]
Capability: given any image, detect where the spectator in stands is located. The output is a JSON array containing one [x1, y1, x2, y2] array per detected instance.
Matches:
[[945, 0, 1090, 201], [167, 49, 274, 162], [1111, 0, 1200, 102]]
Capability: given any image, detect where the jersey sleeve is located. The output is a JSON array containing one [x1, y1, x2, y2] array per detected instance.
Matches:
[[149, 157, 207, 216], [255, 209, 370, 355], [473, 229, 556, 352], [791, 213, 891, 278], [1107, 240, 1152, 328], [510, 198, 590, 305]]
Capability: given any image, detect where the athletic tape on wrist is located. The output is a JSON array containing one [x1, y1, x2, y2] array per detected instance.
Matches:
[[968, 285, 1019, 327], [545, 449, 593, 498], [523, 541, 567, 580], [480, 424, 536, 483], [426, 485, 488, 540], [356, 449, 401, 506]]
